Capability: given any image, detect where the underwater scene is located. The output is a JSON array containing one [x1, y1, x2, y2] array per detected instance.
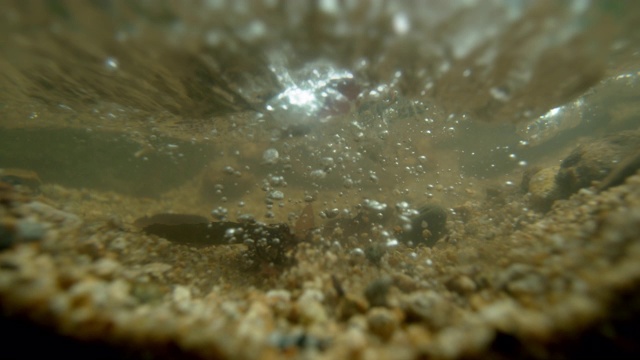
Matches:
[[1, 1, 640, 358]]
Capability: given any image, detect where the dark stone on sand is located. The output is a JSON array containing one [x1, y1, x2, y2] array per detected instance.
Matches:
[[556, 130, 640, 196], [400, 204, 448, 247], [0, 224, 15, 251], [364, 277, 392, 307]]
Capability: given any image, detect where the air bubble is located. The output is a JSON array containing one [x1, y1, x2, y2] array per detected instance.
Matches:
[[310, 169, 327, 180], [263, 148, 279, 164], [269, 175, 286, 187], [425, 259, 433, 266], [386, 238, 399, 247], [364, 199, 387, 211], [104, 57, 119, 71], [267, 190, 285, 200], [237, 214, 255, 223], [490, 86, 511, 102], [320, 157, 335, 167], [211, 207, 228, 220], [392, 12, 411, 35]]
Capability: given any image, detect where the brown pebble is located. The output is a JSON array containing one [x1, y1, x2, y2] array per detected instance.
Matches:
[[364, 277, 392, 307], [367, 307, 399, 341], [528, 166, 561, 211], [393, 273, 418, 293], [402, 291, 454, 330], [445, 275, 477, 295], [339, 294, 368, 320]]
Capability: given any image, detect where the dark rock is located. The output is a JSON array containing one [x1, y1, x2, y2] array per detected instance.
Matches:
[[0, 223, 16, 250], [598, 149, 640, 192], [364, 242, 386, 266], [557, 130, 640, 196], [400, 204, 448, 247], [135, 213, 297, 267], [364, 277, 392, 307]]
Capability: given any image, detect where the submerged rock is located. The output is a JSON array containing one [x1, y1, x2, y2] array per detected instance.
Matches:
[[135, 213, 297, 267], [400, 204, 448, 247], [0, 219, 45, 251], [597, 149, 640, 192], [524, 130, 640, 212], [527, 166, 562, 212], [557, 130, 640, 195]]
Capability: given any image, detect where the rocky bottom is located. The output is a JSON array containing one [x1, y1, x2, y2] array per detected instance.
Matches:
[[1, 169, 640, 359]]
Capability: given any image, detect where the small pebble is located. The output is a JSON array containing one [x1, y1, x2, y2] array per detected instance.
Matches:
[[364, 277, 392, 307], [16, 220, 46, 241], [367, 307, 399, 341], [445, 275, 477, 295]]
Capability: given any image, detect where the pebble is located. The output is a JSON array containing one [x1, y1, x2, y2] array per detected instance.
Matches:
[[338, 294, 368, 320], [108, 236, 128, 251], [269, 331, 328, 351], [265, 289, 291, 303], [401, 291, 453, 330], [141, 262, 172, 275], [172, 285, 191, 303], [364, 277, 392, 307], [92, 258, 121, 277], [15, 219, 46, 241], [343, 327, 367, 355], [445, 275, 477, 295], [497, 263, 547, 296], [298, 288, 324, 303], [367, 307, 399, 341], [0, 218, 46, 250], [172, 285, 192, 313], [296, 299, 327, 325], [527, 166, 561, 211], [432, 322, 494, 359], [236, 301, 274, 354], [22, 201, 81, 227], [393, 272, 418, 293], [265, 289, 291, 315]]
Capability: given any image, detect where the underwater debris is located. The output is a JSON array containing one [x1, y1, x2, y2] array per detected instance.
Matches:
[[135, 213, 297, 266]]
